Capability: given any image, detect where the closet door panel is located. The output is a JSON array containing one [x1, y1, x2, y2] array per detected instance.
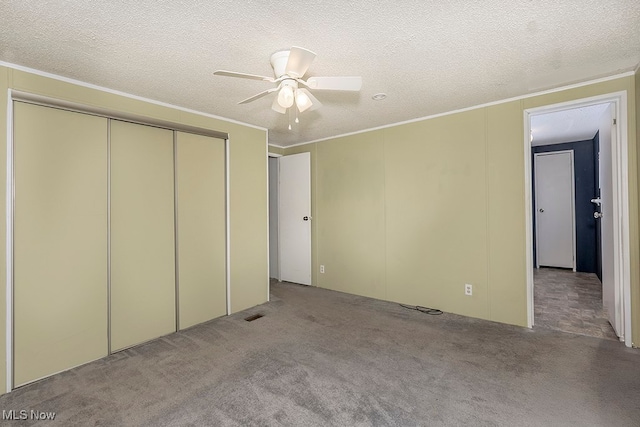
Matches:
[[14, 102, 108, 386], [176, 132, 226, 329], [110, 120, 175, 351]]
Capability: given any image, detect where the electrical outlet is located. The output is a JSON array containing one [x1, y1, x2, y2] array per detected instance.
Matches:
[[465, 284, 473, 296], [320, 265, 325, 274]]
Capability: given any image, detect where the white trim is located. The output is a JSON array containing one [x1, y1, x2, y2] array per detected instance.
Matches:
[[524, 91, 632, 347], [284, 71, 636, 149], [524, 112, 535, 328], [532, 150, 577, 271], [265, 133, 270, 302], [173, 132, 180, 331], [277, 158, 282, 286], [268, 153, 283, 158], [12, 90, 229, 141], [612, 100, 632, 348], [268, 143, 286, 150], [225, 138, 231, 315], [5, 89, 14, 393], [3, 60, 631, 150], [0, 61, 267, 132], [106, 120, 112, 355]]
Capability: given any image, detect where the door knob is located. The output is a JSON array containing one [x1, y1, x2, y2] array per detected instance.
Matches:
[[539, 208, 544, 213], [303, 216, 310, 221], [594, 212, 603, 219]]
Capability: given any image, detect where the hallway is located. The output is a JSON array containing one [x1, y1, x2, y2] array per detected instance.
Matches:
[[534, 267, 618, 341]]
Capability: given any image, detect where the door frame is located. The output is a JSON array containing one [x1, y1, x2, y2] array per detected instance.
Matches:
[[524, 91, 631, 347], [267, 152, 282, 299], [533, 150, 576, 271]]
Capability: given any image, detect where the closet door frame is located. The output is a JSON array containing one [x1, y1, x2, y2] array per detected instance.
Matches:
[[5, 90, 230, 393]]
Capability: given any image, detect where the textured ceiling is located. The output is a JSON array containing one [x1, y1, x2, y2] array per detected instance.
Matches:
[[1, 1, 639, 147], [531, 103, 609, 146]]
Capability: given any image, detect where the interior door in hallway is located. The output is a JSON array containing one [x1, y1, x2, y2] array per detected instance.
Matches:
[[534, 151, 575, 269], [278, 152, 312, 285]]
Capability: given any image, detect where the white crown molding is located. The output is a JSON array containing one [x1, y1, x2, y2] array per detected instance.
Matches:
[[0, 61, 267, 132], [284, 70, 636, 149]]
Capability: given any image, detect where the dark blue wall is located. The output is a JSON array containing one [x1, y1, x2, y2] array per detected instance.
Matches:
[[593, 132, 602, 281], [532, 138, 598, 273]]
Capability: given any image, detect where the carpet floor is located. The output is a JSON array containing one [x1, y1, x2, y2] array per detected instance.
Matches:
[[0, 281, 638, 426]]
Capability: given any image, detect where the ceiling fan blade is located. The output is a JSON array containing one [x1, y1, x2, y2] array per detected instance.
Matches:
[[285, 46, 316, 78], [305, 76, 362, 91], [214, 70, 274, 82], [271, 96, 287, 114], [238, 86, 280, 104]]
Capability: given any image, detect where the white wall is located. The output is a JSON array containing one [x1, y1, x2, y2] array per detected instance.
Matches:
[[268, 157, 279, 279]]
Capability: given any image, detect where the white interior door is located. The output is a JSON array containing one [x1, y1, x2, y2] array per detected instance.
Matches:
[[535, 151, 575, 269], [279, 152, 312, 285], [598, 104, 620, 336]]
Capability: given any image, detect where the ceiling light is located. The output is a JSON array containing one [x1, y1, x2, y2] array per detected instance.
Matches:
[[295, 89, 312, 113], [372, 93, 387, 101], [277, 85, 294, 108]]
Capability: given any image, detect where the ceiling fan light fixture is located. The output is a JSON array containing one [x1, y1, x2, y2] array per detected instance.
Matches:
[[295, 89, 312, 113], [277, 85, 294, 108]]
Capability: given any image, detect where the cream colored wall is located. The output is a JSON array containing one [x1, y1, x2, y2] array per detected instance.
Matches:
[[384, 109, 491, 319], [485, 101, 527, 325], [0, 65, 269, 392], [317, 132, 386, 299], [286, 76, 638, 338], [268, 145, 285, 156]]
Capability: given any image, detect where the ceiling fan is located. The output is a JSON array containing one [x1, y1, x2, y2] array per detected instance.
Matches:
[[214, 46, 362, 126]]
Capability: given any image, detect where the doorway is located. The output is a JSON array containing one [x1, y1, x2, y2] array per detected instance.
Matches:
[[525, 93, 631, 346], [268, 152, 312, 287]]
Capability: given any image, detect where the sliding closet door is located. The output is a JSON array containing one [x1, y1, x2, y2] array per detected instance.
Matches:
[[110, 120, 175, 351], [14, 102, 108, 386], [176, 132, 226, 329]]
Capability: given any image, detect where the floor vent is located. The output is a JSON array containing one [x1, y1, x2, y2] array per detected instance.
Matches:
[[244, 314, 264, 322]]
